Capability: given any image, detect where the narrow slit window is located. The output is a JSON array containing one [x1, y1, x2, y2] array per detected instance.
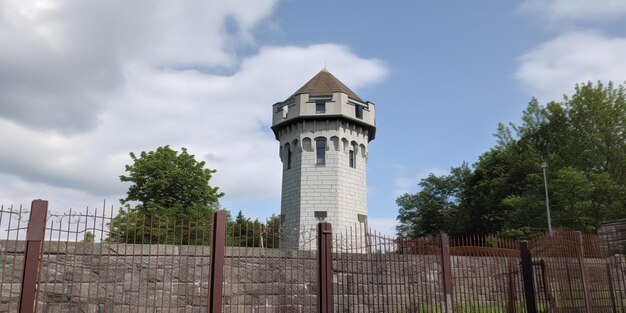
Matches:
[[316, 138, 326, 165], [287, 147, 292, 169], [355, 104, 363, 119], [349, 150, 355, 168], [316, 100, 326, 113]]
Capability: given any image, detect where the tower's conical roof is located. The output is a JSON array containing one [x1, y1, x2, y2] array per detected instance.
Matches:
[[289, 69, 363, 102]]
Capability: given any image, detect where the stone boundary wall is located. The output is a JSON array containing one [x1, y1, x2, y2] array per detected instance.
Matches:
[[0, 241, 318, 312], [599, 219, 626, 253], [0, 241, 624, 312]]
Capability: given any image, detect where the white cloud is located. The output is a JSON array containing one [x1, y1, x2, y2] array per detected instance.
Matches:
[[516, 31, 626, 101], [0, 174, 107, 212], [0, 0, 277, 132], [520, 0, 626, 22], [0, 1, 388, 214]]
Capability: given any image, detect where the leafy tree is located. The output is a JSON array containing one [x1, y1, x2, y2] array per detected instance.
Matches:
[[263, 214, 282, 248], [119, 145, 223, 218], [396, 164, 471, 237], [397, 81, 626, 237], [224, 212, 283, 248], [83, 231, 95, 243], [109, 146, 224, 244], [227, 211, 263, 247]]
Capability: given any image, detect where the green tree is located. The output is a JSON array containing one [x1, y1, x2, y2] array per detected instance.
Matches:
[[227, 211, 263, 247], [109, 146, 224, 244], [396, 164, 471, 237], [83, 231, 95, 243], [398, 81, 626, 237], [263, 214, 282, 248], [501, 82, 626, 233]]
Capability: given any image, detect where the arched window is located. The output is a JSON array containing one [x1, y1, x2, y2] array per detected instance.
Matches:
[[360, 144, 367, 158], [316, 138, 326, 165], [350, 141, 358, 169], [330, 136, 340, 151], [341, 138, 349, 153], [302, 137, 312, 152]]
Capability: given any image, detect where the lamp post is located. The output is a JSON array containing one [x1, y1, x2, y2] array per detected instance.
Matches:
[[541, 161, 553, 236]]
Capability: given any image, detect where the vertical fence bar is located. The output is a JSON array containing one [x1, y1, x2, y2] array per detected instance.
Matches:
[[520, 240, 537, 313], [209, 210, 227, 313], [317, 222, 333, 313], [576, 231, 592, 313], [439, 234, 453, 313], [606, 263, 618, 313], [507, 257, 517, 313], [19, 199, 48, 313]]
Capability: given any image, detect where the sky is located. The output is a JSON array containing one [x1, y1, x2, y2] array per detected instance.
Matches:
[[1, 0, 626, 236]]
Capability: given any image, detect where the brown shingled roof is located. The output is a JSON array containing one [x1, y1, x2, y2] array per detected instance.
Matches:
[[289, 69, 363, 102]]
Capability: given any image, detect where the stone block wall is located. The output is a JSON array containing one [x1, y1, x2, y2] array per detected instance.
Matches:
[[599, 219, 626, 254], [276, 119, 371, 249], [0, 241, 319, 313], [0, 240, 624, 312]]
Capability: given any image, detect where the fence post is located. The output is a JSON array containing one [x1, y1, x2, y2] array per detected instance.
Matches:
[[19, 199, 48, 313], [208, 210, 227, 313], [317, 222, 333, 313], [439, 233, 453, 313], [519, 240, 537, 313], [606, 262, 618, 313], [576, 231, 592, 313], [507, 258, 517, 313]]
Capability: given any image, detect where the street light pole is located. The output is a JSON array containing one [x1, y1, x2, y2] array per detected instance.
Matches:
[[541, 161, 553, 236]]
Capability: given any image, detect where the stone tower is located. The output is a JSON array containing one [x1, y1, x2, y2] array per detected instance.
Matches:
[[271, 69, 376, 247]]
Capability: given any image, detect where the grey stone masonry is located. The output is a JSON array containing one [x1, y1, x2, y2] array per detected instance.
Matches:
[[1, 241, 624, 312], [277, 119, 371, 248], [0, 241, 319, 313], [276, 123, 373, 247], [272, 70, 376, 249]]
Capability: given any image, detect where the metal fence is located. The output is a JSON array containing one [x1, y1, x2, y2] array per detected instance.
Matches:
[[39, 207, 218, 312], [0, 200, 223, 312], [221, 220, 319, 312], [0, 204, 29, 313], [448, 235, 525, 313], [527, 231, 626, 313], [1, 200, 626, 313], [333, 227, 444, 313]]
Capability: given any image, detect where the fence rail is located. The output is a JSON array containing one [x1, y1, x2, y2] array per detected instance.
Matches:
[[1, 200, 625, 312]]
